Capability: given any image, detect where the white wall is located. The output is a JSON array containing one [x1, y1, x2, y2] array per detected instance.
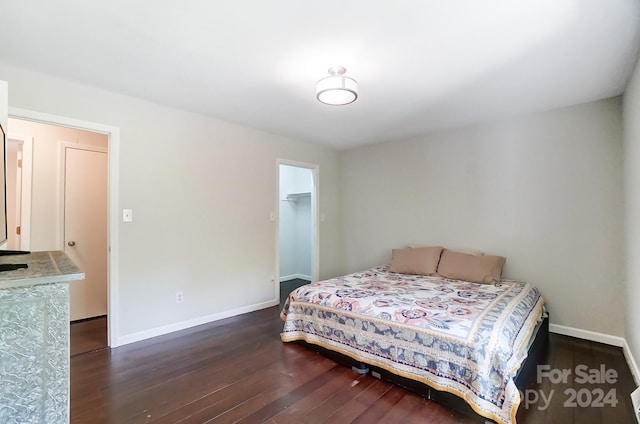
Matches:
[[279, 165, 313, 280], [340, 98, 624, 337], [623, 55, 640, 380], [0, 64, 342, 345]]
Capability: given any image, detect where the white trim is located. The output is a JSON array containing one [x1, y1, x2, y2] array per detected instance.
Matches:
[[5, 133, 33, 250], [549, 323, 624, 347], [8, 107, 121, 348], [624, 340, 640, 386], [117, 300, 278, 346], [10, 107, 119, 135], [280, 274, 312, 282]]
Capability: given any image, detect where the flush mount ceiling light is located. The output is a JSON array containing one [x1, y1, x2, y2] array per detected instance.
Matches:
[[316, 66, 358, 105]]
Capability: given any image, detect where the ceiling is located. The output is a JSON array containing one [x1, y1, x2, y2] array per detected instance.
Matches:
[[1, 1, 639, 150]]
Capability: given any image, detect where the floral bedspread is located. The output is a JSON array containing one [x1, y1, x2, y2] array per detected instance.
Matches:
[[280, 265, 546, 424]]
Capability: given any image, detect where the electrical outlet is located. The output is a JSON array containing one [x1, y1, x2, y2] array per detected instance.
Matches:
[[176, 292, 184, 304], [122, 209, 133, 222]]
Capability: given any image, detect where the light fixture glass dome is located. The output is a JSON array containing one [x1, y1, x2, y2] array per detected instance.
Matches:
[[316, 66, 358, 105]]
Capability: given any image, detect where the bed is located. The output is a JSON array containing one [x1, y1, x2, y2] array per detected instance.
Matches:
[[280, 247, 547, 424]]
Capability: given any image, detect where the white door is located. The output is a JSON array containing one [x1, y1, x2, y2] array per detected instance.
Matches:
[[64, 145, 108, 321]]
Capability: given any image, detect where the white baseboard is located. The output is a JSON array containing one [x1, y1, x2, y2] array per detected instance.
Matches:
[[280, 274, 312, 282], [624, 339, 640, 387], [549, 323, 625, 347], [115, 299, 279, 347]]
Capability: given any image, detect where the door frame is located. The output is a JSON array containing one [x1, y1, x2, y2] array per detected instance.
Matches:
[[9, 107, 121, 347], [275, 159, 320, 303], [5, 134, 33, 251]]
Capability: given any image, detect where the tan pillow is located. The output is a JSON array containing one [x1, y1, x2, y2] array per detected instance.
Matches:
[[388, 246, 443, 275], [408, 244, 484, 256], [448, 247, 484, 256], [437, 249, 506, 284]]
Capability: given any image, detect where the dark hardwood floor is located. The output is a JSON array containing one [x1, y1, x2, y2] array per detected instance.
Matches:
[[70, 315, 108, 356], [70, 307, 637, 424]]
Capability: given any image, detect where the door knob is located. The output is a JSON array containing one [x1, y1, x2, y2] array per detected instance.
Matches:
[[67, 241, 76, 247]]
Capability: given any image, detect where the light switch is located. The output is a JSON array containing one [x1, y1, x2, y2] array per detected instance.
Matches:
[[123, 209, 133, 222]]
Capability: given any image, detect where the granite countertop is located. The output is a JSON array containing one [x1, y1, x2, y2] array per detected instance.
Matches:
[[0, 250, 85, 289]]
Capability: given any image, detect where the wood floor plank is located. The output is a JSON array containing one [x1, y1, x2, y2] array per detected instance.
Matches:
[[546, 332, 575, 424], [227, 363, 348, 424], [295, 374, 380, 423], [591, 338, 636, 424], [70, 316, 108, 356], [348, 385, 417, 423], [200, 366, 341, 423], [261, 367, 367, 423], [321, 378, 394, 423], [124, 342, 288, 422], [155, 350, 339, 423], [371, 391, 429, 423], [70, 306, 637, 424], [572, 337, 602, 424], [229, 366, 354, 424]]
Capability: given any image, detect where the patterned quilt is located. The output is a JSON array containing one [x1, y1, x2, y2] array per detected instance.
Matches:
[[280, 265, 546, 424]]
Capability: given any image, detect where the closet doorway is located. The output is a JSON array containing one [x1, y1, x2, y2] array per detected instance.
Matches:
[[277, 161, 319, 306]]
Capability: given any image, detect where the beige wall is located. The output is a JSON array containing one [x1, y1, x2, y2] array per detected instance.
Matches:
[[340, 98, 624, 337], [7, 118, 107, 251], [624, 55, 640, 379], [0, 64, 343, 344]]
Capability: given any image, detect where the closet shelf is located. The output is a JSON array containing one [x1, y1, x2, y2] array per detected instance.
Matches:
[[283, 192, 311, 201]]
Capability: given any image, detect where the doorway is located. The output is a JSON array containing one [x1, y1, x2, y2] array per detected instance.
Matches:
[[5, 135, 32, 251], [7, 110, 118, 347], [277, 161, 319, 306]]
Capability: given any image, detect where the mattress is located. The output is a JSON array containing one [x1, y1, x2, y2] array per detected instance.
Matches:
[[280, 265, 546, 424]]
